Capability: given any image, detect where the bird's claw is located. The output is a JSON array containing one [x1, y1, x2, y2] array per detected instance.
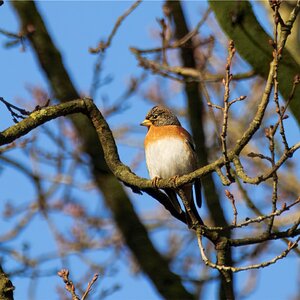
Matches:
[[168, 175, 180, 189], [152, 176, 162, 189]]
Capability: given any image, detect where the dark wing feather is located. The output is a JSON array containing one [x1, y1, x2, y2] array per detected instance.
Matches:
[[187, 139, 196, 152], [185, 133, 202, 208], [194, 178, 202, 208]]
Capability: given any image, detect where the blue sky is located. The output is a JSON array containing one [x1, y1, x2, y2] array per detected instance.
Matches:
[[0, 1, 299, 300]]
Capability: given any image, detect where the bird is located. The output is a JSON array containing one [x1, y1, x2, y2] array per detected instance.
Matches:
[[140, 105, 203, 227]]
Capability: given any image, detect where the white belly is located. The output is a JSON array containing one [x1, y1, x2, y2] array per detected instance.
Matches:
[[145, 137, 195, 179]]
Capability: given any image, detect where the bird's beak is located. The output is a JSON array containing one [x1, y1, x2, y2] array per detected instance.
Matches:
[[140, 119, 152, 127]]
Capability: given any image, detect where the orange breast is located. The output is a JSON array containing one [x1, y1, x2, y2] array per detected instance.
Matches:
[[144, 125, 192, 148], [143, 125, 197, 179]]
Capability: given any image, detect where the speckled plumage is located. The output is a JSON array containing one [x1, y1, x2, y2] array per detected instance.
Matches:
[[144, 105, 181, 127], [141, 106, 202, 225]]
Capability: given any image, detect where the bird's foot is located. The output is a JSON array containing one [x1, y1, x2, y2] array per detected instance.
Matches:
[[151, 176, 162, 189], [168, 175, 180, 189]]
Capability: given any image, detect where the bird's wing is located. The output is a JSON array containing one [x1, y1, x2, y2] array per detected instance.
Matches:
[[182, 129, 202, 208], [184, 131, 196, 153]]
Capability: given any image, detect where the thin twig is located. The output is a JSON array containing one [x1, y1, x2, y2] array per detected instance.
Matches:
[[206, 197, 300, 231], [207, 102, 222, 110], [89, 0, 141, 98], [288, 216, 300, 235], [247, 152, 272, 163], [272, 74, 299, 135], [81, 273, 99, 300], [0, 27, 28, 50], [0, 28, 21, 38], [173, 8, 211, 48], [220, 40, 235, 181], [57, 269, 80, 300], [233, 143, 300, 184], [265, 126, 278, 233], [197, 230, 300, 273], [0, 97, 30, 123], [89, 0, 142, 53], [228, 95, 247, 106], [272, 3, 289, 151], [225, 190, 237, 226]]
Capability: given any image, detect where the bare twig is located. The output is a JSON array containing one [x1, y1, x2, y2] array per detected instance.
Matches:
[[0, 27, 28, 50], [0, 97, 30, 123], [207, 197, 300, 231], [272, 4, 289, 151], [221, 40, 235, 181], [264, 126, 278, 233], [57, 269, 80, 300], [81, 273, 99, 300], [272, 74, 300, 136], [89, 0, 141, 98], [0, 28, 21, 39], [228, 95, 247, 107], [197, 230, 300, 273], [247, 152, 272, 163], [89, 0, 142, 53], [225, 190, 237, 226], [233, 143, 300, 185], [172, 7, 211, 48], [207, 102, 222, 110]]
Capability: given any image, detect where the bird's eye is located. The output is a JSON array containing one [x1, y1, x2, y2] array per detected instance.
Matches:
[[152, 114, 158, 119]]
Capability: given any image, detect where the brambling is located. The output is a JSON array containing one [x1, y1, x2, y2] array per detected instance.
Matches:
[[141, 105, 203, 226]]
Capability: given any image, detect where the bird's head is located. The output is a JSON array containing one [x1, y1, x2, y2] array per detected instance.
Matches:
[[140, 105, 181, 127]]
